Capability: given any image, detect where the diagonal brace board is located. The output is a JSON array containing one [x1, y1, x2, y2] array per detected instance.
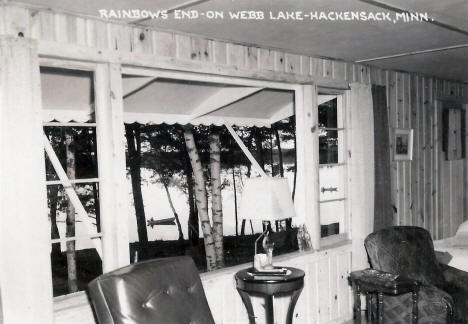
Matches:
[[43, 133, 103, 257], [224, 121, 268, 178]]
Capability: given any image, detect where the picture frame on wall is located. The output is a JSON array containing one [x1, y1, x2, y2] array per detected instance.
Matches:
[[393, 128, 413, 161]]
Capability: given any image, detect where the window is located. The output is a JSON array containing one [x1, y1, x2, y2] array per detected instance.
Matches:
[[120, 73, 298, 271], [318, 94, 348, 238], [41, 67, 103, 296]]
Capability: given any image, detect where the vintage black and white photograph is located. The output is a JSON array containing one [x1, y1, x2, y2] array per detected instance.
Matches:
[[1, 0, 467, 323], [394, 128, 413, 160]]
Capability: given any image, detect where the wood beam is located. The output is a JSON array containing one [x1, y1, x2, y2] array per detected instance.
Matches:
[[224, 122, 268, 178], [0, 36, 53, 324], [190, 86, 262, 120], [95, 63, 131, 271]]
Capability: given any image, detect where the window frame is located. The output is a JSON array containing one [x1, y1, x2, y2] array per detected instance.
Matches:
[[317, 89, 350, 240], [40, 58, 131, 299]]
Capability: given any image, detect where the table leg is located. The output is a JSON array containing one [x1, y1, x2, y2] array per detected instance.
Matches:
[[237, 288, 256, 324], [265, 295, 274, 324], [412, 290, 418, 324], [377, 292, 384, 324], [286, 288, 303, 324]]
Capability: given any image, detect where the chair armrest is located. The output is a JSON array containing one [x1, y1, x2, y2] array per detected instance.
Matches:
[[440, 263, 468, 290], [349, 269, 418, 295]]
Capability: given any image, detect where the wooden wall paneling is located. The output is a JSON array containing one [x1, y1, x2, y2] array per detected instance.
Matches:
[[329, 255, 339, 320], [323, 59, 332, 78], [435, 80, 444, 239], [423, 77, 434, 235], [361, 65, 371, 85], [245, 46, 258, 70], [452, 159, 464, 235], [370, 66, 379, 85], [464, 101, 468, 225], [396, 73, 405, 225], [152, 31, 176, 57], [411, 75, 420, 227], [310, 57, 323, 78], [38, 11, 55, 42], [258, 48, 274, 71], [85, 18, 96, 48], [387, 72, 398, 224], [132, 27, 152, 54], [108, 25, 131, 52], [54, 13, 68, 43], [0, 5, 5, 35], [274, 50, 286, 72], [93, 20, 109, 50], [74, 17, 87, 46], [337, 252, 352, 318], [30, 9, 41, 39], [66, 15, 80, 45], [5, 6, 30, 37], [333, 61, 346, 81], [404, 73, 412, 226], [417, 76, 425, 228], [354, 64, 363, 84], [191, 37, 211, 62], [226, 43, 245, 69], [285, 53, 300, 74], [431, 77, 439, 239], [346, 62, 355, 83], [300, 55, 310, 76], [317, 258, 330, 323], [176, 34, 192, 60], [291, 263, 308, 324]]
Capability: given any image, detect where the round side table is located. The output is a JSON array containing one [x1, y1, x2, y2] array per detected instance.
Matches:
[[235, 267, 305, 324]]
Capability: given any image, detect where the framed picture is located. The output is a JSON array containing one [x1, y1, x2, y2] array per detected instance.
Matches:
[[393, 129, 413, 161]]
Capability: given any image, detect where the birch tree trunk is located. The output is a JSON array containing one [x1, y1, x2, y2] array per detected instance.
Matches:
[[162, 180, 184, 241], [209, 132, 224, 267], [183, 127, 217, 270], [65, 131, 78, 293], [274, 125, 284, 177]]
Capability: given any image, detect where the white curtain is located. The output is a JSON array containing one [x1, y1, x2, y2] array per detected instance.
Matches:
[[348, 83, 375, 270]]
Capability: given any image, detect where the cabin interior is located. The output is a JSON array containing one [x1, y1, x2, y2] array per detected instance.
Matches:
[[1, 0, 468, 323]]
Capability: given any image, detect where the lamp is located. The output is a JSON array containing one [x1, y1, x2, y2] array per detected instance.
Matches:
[[239, 177, 296, 270]]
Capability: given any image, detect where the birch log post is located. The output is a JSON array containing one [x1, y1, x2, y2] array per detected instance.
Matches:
[[183, 126, 217, 270], [209, 132, 224, 267], [65, 130, 78, 293]]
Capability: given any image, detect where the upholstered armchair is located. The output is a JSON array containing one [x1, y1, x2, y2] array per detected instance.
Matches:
[[365, 226, 468, 323], [88, 256, 215, 324]]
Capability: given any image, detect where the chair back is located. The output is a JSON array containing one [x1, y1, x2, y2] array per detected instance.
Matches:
[[364, 226, 445, 287], [88, 256, 215, 324]]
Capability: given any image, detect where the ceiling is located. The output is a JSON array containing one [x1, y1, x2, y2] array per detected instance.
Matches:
[[18, 0, 468, 82]]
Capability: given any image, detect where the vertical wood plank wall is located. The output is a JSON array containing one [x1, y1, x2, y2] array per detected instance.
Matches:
[[53, 244, 353, 324], [370, 70, 468, 239]]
